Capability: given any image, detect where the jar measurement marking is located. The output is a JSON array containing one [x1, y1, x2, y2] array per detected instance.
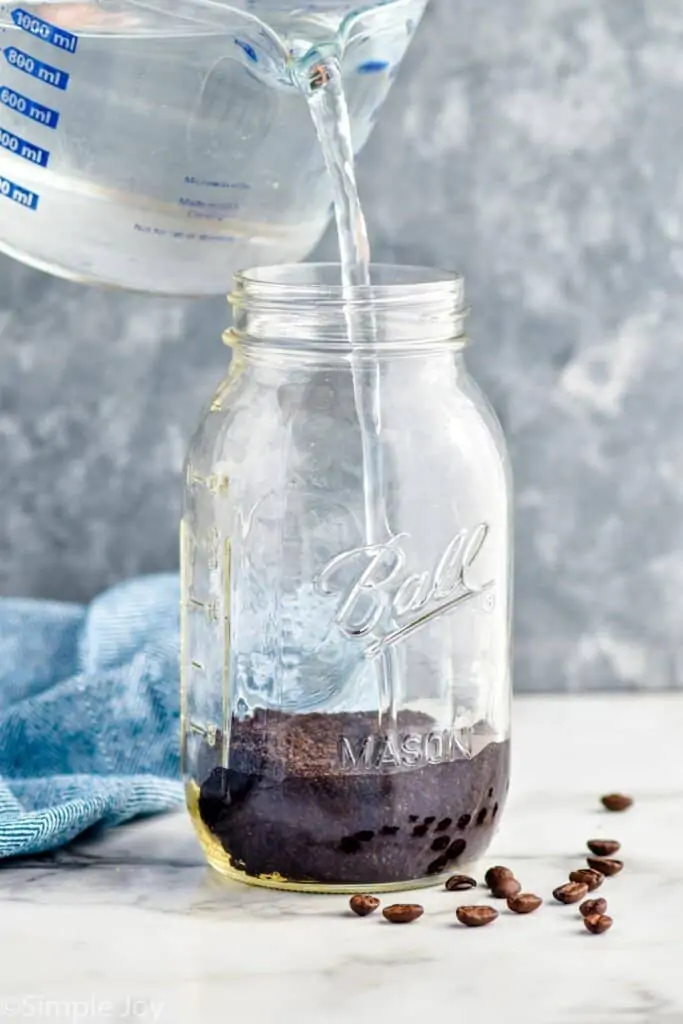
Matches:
[[190, 471, 229, 495], [189, 720, 218, 747], [0, 85, 59, 127], [10, 8, 78, 54], [0, 171, 37, 208], [207, 529, 221, 571], [0, 124, 48, 165], [3, 46, 70, 90], [188, 597, 220, 621], [190, 660, 205, 672]]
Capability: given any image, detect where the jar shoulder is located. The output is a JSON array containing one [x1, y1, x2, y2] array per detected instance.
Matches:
[[184, 357, 510, 497]]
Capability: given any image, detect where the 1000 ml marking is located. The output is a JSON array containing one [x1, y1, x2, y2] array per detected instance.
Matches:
[[0, 124, 49, 164], [3, 46, 70, 90], [10, 8, 78, 54], [0, 85, 59, 127], [0, 172, 38, 208]]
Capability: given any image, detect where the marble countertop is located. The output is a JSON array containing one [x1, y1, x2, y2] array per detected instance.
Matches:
[[2, 694, 682, 1024]]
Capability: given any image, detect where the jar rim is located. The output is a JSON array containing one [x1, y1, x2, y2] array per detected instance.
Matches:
[[232, 263, 463, 303]]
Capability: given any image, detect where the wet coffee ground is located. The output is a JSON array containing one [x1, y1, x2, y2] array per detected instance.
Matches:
[[197, 710, 510, 886]]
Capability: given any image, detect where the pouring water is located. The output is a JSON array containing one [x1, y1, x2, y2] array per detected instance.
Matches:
[[300, 54, 400, 724]]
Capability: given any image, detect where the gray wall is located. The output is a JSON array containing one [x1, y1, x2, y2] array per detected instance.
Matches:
[[2, 0, 683, 692]]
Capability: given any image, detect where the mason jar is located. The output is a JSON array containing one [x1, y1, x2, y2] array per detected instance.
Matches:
[[181, 264, 512, 892]]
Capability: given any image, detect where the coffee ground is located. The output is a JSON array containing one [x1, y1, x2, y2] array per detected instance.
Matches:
[[197, 710, 510, 886]]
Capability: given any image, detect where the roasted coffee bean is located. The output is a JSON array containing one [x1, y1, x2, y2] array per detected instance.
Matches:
[[382, 903, 424, 924], [580, 897, 607, 919], [587, 839, 621, 856], [339, 836, 362, 854], [431, 835, 450, 852], [456, 905, 499, 927], [507, 893, 543, 914], [584, 913, 613, 934], [426, 854, 451, 875], [445, 874, 478, 892], [485, 865, 514, 889], [491, 877, 522, 899], [601, 793, 633, 812], [446, 839, 467, 860], [553, 882, 589, 904], [349, 894, 380, 917], [587, 857, 623, 877], [569, 868, 604, 892]]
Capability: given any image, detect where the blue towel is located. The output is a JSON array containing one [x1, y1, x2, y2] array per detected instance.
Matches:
[[0, 574, 183, 859]]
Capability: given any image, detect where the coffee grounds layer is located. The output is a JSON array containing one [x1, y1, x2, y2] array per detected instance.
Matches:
[[197, 710, 510, 886]]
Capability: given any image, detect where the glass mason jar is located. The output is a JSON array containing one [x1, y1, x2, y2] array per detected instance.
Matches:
[[181, 264, 512, 893]]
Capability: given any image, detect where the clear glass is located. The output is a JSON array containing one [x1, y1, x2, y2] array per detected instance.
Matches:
[[181, 264, 513, 892], [0, 0, 426, 295]]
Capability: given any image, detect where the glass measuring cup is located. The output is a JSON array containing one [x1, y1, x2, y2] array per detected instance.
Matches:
[[0, 0, 427, 295]]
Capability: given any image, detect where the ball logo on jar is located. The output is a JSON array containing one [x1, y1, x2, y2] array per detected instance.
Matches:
[[314, 523, 495, 657]]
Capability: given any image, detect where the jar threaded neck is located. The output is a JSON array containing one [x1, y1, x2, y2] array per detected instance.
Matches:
[[229, 263, 468, 353]]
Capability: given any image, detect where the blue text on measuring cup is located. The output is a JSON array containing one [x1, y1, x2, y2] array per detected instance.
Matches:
[[0, 8, 79, 214], [0, 124, 49, 165], [3, 46, 70, 90], [0, 172, 38, 208], [10, 9, 78, 54], [0, 85, 59, 128]]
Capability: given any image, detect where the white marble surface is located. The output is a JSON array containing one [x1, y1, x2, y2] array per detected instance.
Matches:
[[1, 694, 682, 1024]]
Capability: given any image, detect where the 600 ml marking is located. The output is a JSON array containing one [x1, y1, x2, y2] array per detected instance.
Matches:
[[0, 172, 38, 209], [0, 124, 49, 165], [0, 85, 59, 127], [10, 9, 78, 54], [3, 46, 69, 89]]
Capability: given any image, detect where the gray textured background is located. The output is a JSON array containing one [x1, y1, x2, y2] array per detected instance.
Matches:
[[2, 0, 683, 692]]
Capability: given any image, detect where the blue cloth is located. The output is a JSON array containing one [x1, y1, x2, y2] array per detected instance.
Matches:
[[0, 575, 183, 859]]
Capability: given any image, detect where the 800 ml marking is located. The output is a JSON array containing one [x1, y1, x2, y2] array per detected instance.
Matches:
[[10, 9, 78, 54], [0, 86, 59, 127], [0, 172, 38, 209], [3, 46, 69, 90], [0, 125, 49, 165]]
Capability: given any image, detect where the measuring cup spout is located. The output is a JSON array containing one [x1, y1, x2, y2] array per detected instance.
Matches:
[[290, 42, 343, 95]]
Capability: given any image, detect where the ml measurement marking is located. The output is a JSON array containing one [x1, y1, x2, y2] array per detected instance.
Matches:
[[0, 124, 49, 165], [0, 85, 59, 127], [0, 172, 38, 208], [10, 9, 78, 54], [3, 46, 69, 90]]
